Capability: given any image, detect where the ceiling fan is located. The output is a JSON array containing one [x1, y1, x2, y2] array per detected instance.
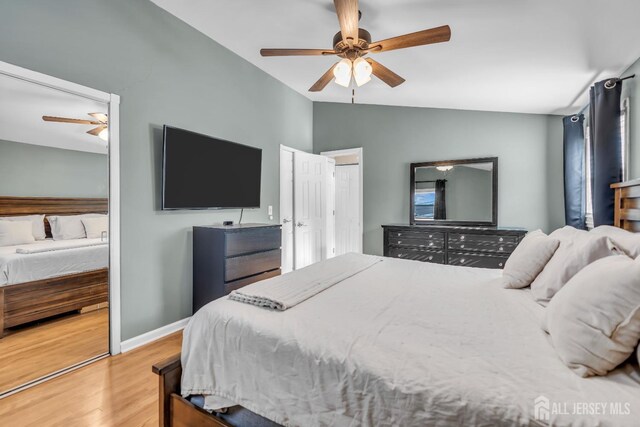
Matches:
[[260, 0, 451, 92], [42, 113, 109, 141]]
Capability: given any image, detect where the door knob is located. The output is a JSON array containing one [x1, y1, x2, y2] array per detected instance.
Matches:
[[296, 222, 307, 227], [282, 218, 292, 224]]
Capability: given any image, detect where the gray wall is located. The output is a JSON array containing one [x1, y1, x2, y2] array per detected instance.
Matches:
[[622, 57, 640, 179], [0, 139, 108, 198], [0, 0, 313, 340], [314, 102, 563, 255]]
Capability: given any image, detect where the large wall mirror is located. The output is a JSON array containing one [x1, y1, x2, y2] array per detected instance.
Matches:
[[0, 64, 117, 397], [410, 157, 498, 226]]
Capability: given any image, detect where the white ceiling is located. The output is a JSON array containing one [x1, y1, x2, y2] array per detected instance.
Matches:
[[152, 0, 640, 115], [0, 73, 108, 154]]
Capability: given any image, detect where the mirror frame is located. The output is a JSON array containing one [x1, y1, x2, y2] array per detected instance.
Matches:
[[410, 157, 498, 227]]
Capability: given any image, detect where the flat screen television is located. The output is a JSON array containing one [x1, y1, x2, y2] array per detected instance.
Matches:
[[162, 126, 262, 210]]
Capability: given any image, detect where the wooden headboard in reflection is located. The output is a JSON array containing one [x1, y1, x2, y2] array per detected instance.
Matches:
[[611, 179, 640, 232], [0, 196, 108, 238]]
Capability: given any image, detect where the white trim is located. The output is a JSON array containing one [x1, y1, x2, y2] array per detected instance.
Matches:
[[320, 148, 364, 253], [0, 61, 122, 355], [279, 143, 306, 154], [120, 317, 190, 353], [108, 94, 122, 354]]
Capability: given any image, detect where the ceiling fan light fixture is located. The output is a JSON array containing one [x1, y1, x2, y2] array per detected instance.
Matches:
[[98, 127, 109, 142], [353, 57, 372, 87], [333, 58, 353, 87], [436, 165, 453, 172]]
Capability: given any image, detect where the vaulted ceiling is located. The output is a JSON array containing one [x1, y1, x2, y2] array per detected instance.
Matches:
[[152, 0, 640, 115]]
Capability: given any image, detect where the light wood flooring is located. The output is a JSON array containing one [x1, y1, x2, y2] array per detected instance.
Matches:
[[0, 308, 110, 394], [0, 331, 182, 426]]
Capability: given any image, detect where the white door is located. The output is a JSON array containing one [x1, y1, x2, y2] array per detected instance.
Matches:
[[335, 164, 361, 255], [293, 151, 326, 269], [280, 148, 294, 273], [325, 159, 336, 259]]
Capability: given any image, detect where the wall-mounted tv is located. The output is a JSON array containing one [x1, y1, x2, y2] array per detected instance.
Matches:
[[162, 126, 262, 210]]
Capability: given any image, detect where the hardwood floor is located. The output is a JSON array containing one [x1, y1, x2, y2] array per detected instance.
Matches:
[[0, 308, 109, 394], [0, 332, 182, 426]]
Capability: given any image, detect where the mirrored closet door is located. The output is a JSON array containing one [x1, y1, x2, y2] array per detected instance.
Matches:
[[0, 71, 110, 395]]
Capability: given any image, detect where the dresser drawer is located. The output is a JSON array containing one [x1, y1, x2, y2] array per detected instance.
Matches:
[[225, 269, 281, 294], [448, 252, 508, 269], [448, 234, 518, 254], [388, 248, 445, 264], [388, 236, 445, 250], [225, 249, 281, 282], [388, 230, 444, 240], [225, 228, 281, 257]]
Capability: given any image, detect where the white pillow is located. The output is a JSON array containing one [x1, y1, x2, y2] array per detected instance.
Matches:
[[0, 214, 46, 240], [530, 226, 616, 305], [590, 225, 640, 258], [47, 214, 106, 240], [82, 216, 109, 239], [545, 255, 640, 377], [502, 230, 560, 289], [0, 220, 36, 247]]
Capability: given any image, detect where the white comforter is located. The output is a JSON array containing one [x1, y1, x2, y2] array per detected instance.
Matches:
[[0, 238, 108, 286], [182, 254, 640, 427]]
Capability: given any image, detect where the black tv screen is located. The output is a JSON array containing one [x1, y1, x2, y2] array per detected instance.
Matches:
[[162, 126, 262, 210]]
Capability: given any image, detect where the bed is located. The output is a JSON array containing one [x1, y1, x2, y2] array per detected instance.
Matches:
[[153, 180, 640, 427], [0, 196, 109, 336]]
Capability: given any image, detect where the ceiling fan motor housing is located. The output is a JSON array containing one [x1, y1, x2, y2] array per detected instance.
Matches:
[[333, 28, 372, 58]]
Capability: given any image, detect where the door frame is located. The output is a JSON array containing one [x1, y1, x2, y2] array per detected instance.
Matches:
[[320, 147, 364, 253], [279, 144, 305, 270], [0, 60, 122, 355]]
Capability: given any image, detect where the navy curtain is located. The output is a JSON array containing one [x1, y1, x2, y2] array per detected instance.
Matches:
[[563, 114, 586, 229], [589, 79, 623, 226], [434, 179, 447, 220]]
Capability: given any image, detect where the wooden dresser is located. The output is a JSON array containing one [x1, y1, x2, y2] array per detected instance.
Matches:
[[193, 223, 282, 313], [382, 225, 526, 269]]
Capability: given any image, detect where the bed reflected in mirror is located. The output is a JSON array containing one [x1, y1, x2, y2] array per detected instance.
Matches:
[[0, 72, 110, 395], [410, 158, 498, 226]]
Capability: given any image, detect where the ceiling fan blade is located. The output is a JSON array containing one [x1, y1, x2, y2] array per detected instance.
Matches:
[[334, 0, 359, 46], [309, 63, 339, 92], [370, 25, 451, 53], [88, 112, 108, 123], [42, 116, 102, 125], [366, 59, 405, 88], [260, 48, 336, 57], [87, 125, 107, 136]]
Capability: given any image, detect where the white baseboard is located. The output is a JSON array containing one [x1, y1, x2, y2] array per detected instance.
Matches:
[[120, 317, 190, 353]]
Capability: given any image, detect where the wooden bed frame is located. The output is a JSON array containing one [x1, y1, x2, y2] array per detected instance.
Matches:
[[0, 196, 109, 337], [152, 179, 640, 427]]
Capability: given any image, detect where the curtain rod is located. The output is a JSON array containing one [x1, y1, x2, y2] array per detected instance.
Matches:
[[574, 74, 636, 116]]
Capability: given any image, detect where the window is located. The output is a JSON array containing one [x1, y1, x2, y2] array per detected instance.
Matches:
[[584, 97, 630, 229], [414, 188, 435, 219]]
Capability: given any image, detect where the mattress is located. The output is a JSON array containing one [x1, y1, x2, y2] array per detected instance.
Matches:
[[0, 238, 108, 286], [182, 254, 640, 427]]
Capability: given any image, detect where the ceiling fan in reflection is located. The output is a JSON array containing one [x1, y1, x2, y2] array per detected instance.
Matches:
[[42, 113, 109, 141]]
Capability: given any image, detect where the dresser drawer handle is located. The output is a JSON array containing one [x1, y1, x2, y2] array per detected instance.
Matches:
[[429, 242, 434, 246], [460, 259, 466, 264], [428, 256, 433, 261], [460, 235, 466, 240], [460, 244, 465, 249], [499, 237, 504, 242], [397, 233, 402, 237], [428, 234, 433, 238], [398, 240, 402, 244], [498, 262, 504, 267], [398, 253, 405, 258], [499, 247, 504, 251]]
